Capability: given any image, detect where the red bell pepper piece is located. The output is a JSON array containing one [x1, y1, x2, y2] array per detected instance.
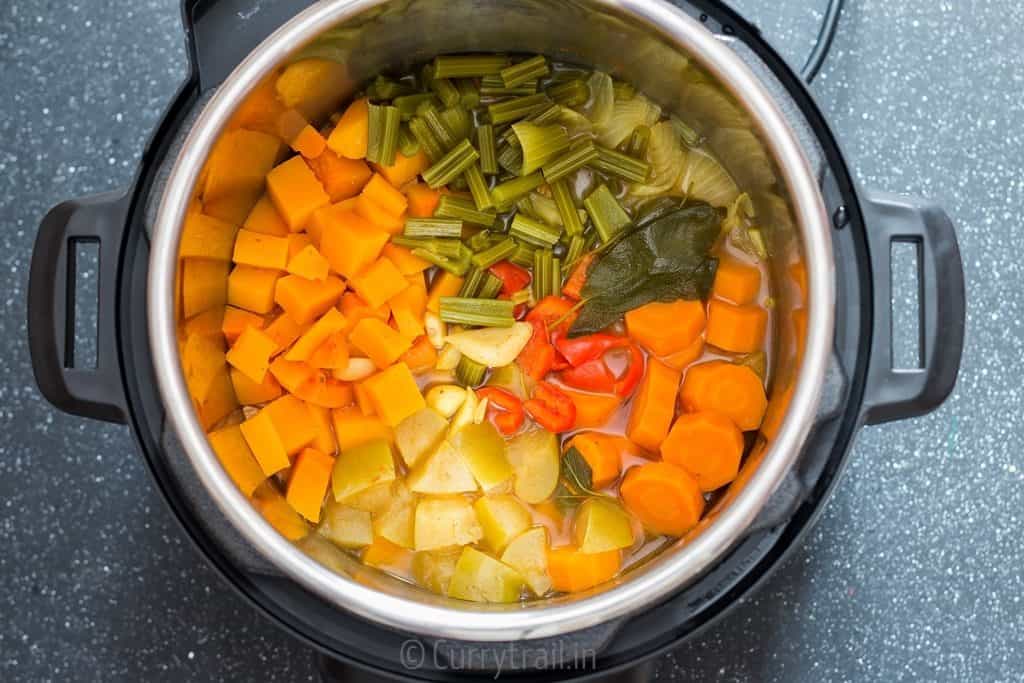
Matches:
[[524, 381, 577, 433], [613, 344, 645, 397], [554, 333, 626, 367], [489, 261, 531, 296], [476, 387, 525, 435], [517, 319, 556, 381], [526, 296, 578, 336], [558, 359, 616, 393], [562, 252, 596, 301]]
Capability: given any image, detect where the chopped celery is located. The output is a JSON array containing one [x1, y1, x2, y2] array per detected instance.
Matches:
[[435, 195, 496, 227], [441, 105, 473, 143], [459, 267, 488, 298], [397, 125, 421, 157], [409, 117, 445, 162], [541, 140, 599, 183], [509, 243, 535, 268], [497, 143, 524, 176], [551, 179, 585, 236], [546, 79, 590, 108], [584, 184, 632, 242], [478, 124, 499, 175], [456, 79, 481, 108], [532, 249, 553, 300], [456, 356, 488, 388], [480, 76, 538, 98], [491, 172, 545, 210], [592, 144, 652, 183], [404, 218, 464, 239], [550, 257, 562, 294], [422, 140, 480, 189], [421, 104, 459, 150], [464, 163, 494, 211], [670, 114, 702, 147], [478, 273, 503, 300], [467, 230, 500, 253], [414, 246, 472, 276], [394, 93, 438, 120], [440, 297, 516, 328], [565, 234, 586, 264], [366, 104, 400, 166], [430, 77, 460, 107], [392, 236, 463, 259], [501, 55, 550, 88], [488, 94, 553, 125], [510, 213, 562, 248], [433, 55, 510, 79], [369, 75, 415, 100], [471, 237, 518, 269], [512, 122, 570, 175]]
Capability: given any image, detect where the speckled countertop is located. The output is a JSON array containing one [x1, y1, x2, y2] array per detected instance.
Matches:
[[0, 1, 1019, 680]]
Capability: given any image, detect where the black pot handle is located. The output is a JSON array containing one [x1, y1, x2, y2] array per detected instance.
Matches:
[[28, 190, 131, 424], [860, 191, 965, 425]]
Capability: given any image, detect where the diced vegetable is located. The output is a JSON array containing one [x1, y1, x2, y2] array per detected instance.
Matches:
[[474, 495, 532, 553], [583, 184, 632, 243], [286, 448, 336, 522], [349, 318, 413, 369], [624, 299, 706, 357], [661, 411, 743, 491], [678, 361, 767, 431], [395, 408, 449, 467], [412, 548, 463, 594], [327, 98, 370, 160], [447, 547, 526, 603], [274, 274, 346, 325], [705, 299, 768, 353], [569, 432, 624, 489], [208, 425, 266, 496], [505, 428, 560, 504], [414, 496, 483, 551], [331, 439, 397, 501], [712, 258, 761, 305], [500, 527, 552, 596], [319, 500, 374, 548], [626, 358, 681, 453], [239, 410, 290, 476], [547, 547, 620, 592], [361, 362, 426, 427], [374, 480, 416, 548], [450, 422, 513, 491], [620, 462, 704, 536], [572, 498, 634, 553], [407, 439, 478, 494]]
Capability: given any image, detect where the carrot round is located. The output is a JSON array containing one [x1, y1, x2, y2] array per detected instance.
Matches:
[[705, 300, 768, 353], [712, 259, 761, 305], [678, 361, 767, 431], [626, 358, 681, 453], [660, 411, 744, 492], [620, 462, 705, 536], [547, 547, 621, 593], [624, 299, 706, 357], [327, 98, 370, 160], [570, 432, 623, 489]]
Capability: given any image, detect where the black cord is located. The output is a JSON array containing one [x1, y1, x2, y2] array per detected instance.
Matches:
[[801, 0, 846, 83]]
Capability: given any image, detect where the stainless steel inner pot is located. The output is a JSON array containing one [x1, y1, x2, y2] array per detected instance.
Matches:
[[148, 0, 834, 641]]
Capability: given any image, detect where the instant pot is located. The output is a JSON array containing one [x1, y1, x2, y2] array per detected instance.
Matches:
[[27, 1, 965, 680]]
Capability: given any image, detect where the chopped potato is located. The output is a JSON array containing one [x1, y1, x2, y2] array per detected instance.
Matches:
[[501, 527, 553, 597], [413, 496, 482, 551], [406, 440, 479, 494], [474, 495, 532, 553], [450, 422, 513, 491], [573, 498, 635, 554], [448, 547, 527, 603], [506, 428, 560, 504], [319, 500, 374, 548], [394, 408, 449, 467], [412, 548, 462, 595], [374, 481, 416, 549], [331, 439, 397, 502]]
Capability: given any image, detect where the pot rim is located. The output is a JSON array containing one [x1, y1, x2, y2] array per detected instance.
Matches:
[[148, 0, 834, 641]]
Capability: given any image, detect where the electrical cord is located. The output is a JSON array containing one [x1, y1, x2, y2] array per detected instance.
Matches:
[[801, 0, 846, 83]]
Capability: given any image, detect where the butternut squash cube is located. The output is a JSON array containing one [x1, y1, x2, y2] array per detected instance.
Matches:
[[227, 265, 281, 314], [305, 402, 338, 455], [266, 155, 330, 232], [308, 331, 350, 370], [243, 195, 290, 237], [179, 212, 238, 261], [264, 313, 309, 355], [286, 308, 347, 361], [361, 362, 425, 427], [208, 424, 266, 496], [360, 173, 409, 217], [286, 448, 336, 522], [288, 233, 312, 259], [194, 367, 238, 430], [269, 357, 316, 393], [252, 482, 309, 540], [382, 243, 431, 275], [182, 258, 229, 318], [221, 306, 265, 345], [287, 244, 330, 281], [354, 194, 405, 234], [274, 274, 346, 325], [350, 257, 409, 310], [264, 394, 318, 456], [319, 211, 390, 279], [275, 58, 348, 122], [230, 366, 283, 406], [306, 149, 373, 202], [225, 327, 279, 384], [232, 229, 290, 270], [183, 307, 225, 339], [331, 407, 394, 451], [348, 318, 412, 369], [240, 410, 290, 476], [392, 307, 425, 340], [204, 129, 283, 225], [182, 332, 226, 403], [426, 271, 465, 314]]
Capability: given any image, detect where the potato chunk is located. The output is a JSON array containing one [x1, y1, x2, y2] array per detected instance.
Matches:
[[501, 527, 552, 597], [413, 497, 482, 551], [474, 495, 532, 553], [448, 547, 527, 603]]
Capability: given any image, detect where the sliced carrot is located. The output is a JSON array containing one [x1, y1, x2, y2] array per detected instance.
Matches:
[[355, 194, 406, 234], [274, 274, 346, 325], [360, 173, 409, 217], [405, 183, 441, 218], [373, 149, 429, 189], [382, 242, 431, 275], [348, 317, 412, 369], [678, 361, 767, 431], [661, 336, 705, 372], [705, 300, 768, 353], [266, 156, 330, 232], [562, 253, 595, 301], [620, 462, 705, 536], [788, 260, 808, 300], [562, 389, 621, 429], [285, 448, 335, 522], [306, 150, 374, 203], [349, 257, 409, 310], [327, 98, 370, 160], [713, 259, 761, 305], [221, 306, 265, 345], [570, 432, 623, 489], [624, 299, 706, 357], [319, 211, 390, 279], [625, 358, 681, 453], [399, 336, 437, 374], [547, 547, 620, 593], [660, 411, 744, 492]]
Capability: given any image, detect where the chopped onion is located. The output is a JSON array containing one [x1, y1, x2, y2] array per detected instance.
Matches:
[[581, 72, 614, 129], [678, 148, 740, 207], [596, 94, 662, 149], [629, 121, 686, 197]]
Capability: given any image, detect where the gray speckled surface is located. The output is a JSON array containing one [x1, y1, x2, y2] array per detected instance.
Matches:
[[0, 0, 1016, 681]]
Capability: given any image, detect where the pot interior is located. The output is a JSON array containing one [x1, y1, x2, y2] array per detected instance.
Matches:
[[171, 0, 812, 621]]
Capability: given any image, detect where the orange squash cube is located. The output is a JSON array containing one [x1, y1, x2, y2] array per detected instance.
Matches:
[[203, 129, 283, 225], [221, 306, 265, 345], [269, 357, 317, 393], [350, 257, 409, 310], [306, 149, 373, 202], [274, 274, 346, 325], [372, 149, 429, 189], [354, 194, 406, 234], [352, 381, 375, 416], [266, 155, 330, 232], [243, 195, 290, 237], [208, 424, 267, 496], [390, 275, 428, 319], [287, 244, 330, 281], [391, 306, 425, 340], [381, 243, 431, 275], [226, 327, 279, 383], [319, 210, 390, 279], [239, 409, 290, 476], [426, 271, 464, 314], [194, 367, 238, 430], [182, 332, 226, 403], [308, 331, 350, 370], [183, 307, 225, 339], [327, 98, 370, 160], [182, 259, 229, 318], [361, 362, 425, 427], [360, 173, 409, 217], [331, 406, 394, 451], [179, 212, 237, 261], [294, 371, 355, 409], [227, 265, 282, 315], [288, 233, 312, 259], [348, 317, 412, 369], [232, 229, 290, 270], [252, 482, 309, 540], [230, 366, 283, 405], [286, 308, 347, 361], [264, 313, 309, 355], [274, 58, 347, 122], [305, 402, 338, 455], [264, 394, 318, 456], [286, 448, 336, 522]]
